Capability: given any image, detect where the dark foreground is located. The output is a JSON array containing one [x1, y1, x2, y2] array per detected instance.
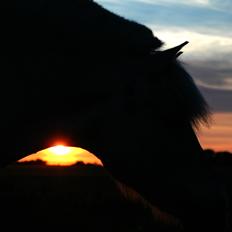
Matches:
[[0, 160, 231, 232], [0, 163, 182, 232]]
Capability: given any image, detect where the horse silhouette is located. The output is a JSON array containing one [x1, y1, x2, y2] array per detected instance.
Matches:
[[0, 0, 226, 231]]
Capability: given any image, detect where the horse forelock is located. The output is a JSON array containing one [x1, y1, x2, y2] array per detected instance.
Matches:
[[145, 54, 211, 129], [87, 50, 211, 132], [171, 60, 211, 128]]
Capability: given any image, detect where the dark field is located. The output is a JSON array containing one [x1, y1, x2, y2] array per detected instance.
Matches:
[[208, 164, 232, 231], [0, 164, 181, 231], [0, 160, 231, 232]]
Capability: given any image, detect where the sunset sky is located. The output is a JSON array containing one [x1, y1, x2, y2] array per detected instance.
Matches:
[[18, 145, 103, 166], [97, 0, 232, 152]]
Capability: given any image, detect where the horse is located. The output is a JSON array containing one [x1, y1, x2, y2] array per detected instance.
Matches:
[[0, 0, 226, 231]]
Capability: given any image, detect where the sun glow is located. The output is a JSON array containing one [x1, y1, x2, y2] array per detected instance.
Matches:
[[49, 145, 71, 155], [198, 113, 232, 152], [18, 145, 103, 166]]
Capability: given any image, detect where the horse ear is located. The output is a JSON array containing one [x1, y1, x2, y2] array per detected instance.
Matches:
[[153, 41, 189, 60], [166, 41, 189, 58]]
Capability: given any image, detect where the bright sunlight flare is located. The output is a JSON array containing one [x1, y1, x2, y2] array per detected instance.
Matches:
[[49, 145, 71, 155], [18, 145, 103, 166]]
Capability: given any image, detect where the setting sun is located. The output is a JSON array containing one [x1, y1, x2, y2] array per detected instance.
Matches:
[[49, 145, 71, 155], [18, 145, 103, 166]]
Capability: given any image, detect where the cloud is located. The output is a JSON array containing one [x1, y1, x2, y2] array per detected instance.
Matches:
[[98, 0, 232, 36], [156, 27, 232, 109], [151, 26, 232, 55], [135, 0, 210, 7], [196, 79, 232, 91], [136, 0, 232, 14], [198, 86, 232, 112], [98, 0, 232, 13], [210, 0, 232, 12], [146, 26, 232, 92], [186, 59, 232, 90], [98, 0, 210, 7]]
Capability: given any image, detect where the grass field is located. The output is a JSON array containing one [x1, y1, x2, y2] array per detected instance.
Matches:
[[0, 162, 231, 231], [0, 163, 182, 231]]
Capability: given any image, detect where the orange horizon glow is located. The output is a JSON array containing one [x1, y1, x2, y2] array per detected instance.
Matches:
[[197, 112, 232, 152], [18, 145, 103, 166]]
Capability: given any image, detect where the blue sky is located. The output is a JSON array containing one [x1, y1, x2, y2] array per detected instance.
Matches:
[[96, 0, 232, 113]]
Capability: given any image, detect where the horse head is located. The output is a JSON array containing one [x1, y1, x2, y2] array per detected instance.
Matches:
[[0, 0, 210, 171]]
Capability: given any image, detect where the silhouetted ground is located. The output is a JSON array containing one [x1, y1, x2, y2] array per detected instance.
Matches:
[[201, 150, 232, 231], [0, 156, 231, 231], [0, 163, 183, 232]]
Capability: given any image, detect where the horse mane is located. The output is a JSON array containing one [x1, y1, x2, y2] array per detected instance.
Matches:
[[147, 46, 211, 129], [175, 61, 210, 128]]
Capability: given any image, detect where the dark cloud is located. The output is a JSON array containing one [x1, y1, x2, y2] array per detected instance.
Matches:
[[182, 59, 232, 112], [211, 0, 232, 11], [186, 59, 232, 88], [199, 86, 232, 112]]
